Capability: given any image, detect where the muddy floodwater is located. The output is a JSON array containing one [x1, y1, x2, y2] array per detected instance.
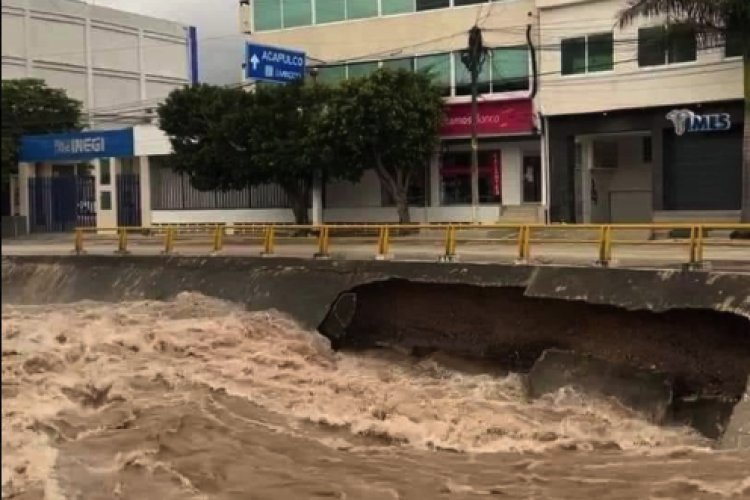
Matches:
[[2, 293, 749, 499]]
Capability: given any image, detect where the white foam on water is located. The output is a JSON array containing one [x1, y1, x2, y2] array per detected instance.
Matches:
[[3, 293, 743, 499]]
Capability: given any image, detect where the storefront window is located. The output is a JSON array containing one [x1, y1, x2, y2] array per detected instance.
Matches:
[[282, 0, 312, 28], [454, 52, 490, 96], [440, 149, 501, 205], [317, 65, 347, 85], [254, 0, 282, 30], [382, 57, 414, 71], [415, 52, 451, 96], [347, 61, 379, 79], [416, 0, 449, 11], [491, 46, 529, 91], [316, 0, 345, 23], [454, 0, 487, 5], [346, 0, 378, 19], [479, 151, 501, 203], [382, 0, 413, 15]]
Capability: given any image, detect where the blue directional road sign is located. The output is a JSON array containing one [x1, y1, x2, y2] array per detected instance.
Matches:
[[244, 42, 306, 84]]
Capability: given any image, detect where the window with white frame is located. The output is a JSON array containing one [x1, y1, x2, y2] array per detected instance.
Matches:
[[638, 25, 696, 67], [561, 33, 613, 75]]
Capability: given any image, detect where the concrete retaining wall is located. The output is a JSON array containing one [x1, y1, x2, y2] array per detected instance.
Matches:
[[3, 255, 749, 327], [3, 255, 749, 442]]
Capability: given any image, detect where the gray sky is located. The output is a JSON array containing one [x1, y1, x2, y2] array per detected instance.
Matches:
[[89, 0, 243, 85]]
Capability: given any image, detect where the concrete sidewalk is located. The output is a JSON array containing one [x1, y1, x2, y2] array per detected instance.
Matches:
[[3, 232, 749, 272]]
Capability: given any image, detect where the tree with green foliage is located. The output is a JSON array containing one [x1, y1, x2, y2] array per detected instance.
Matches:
[[158, 81, 351, 224], [1, 79, 82, 184], [618, 0, 750, 221], [323, 68, 445, 224]]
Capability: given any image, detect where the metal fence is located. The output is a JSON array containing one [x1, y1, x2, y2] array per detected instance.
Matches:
[[117, 174, 141, 227], [29, 176, 96, 233], [150, 167, 293, 210]]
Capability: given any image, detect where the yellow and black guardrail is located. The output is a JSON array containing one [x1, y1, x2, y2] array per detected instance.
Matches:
[[72, 223, 750, 268]]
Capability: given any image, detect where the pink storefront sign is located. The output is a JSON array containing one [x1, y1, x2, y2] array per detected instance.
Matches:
[[440, 99, 534, 137]]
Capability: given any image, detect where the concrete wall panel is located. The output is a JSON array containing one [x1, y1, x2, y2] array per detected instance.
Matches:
[[1, 11, 25, 58], [29, 16, 85, 66], [91, 26, 139, 73], [92, 74, 139, 108]]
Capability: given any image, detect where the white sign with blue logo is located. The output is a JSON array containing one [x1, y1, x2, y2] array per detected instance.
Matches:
[[244, 42, 306, 84], [666, 109, 732, 136]]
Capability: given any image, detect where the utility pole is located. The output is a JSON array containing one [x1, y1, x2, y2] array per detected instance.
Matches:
[[461, 25, 487, 223]]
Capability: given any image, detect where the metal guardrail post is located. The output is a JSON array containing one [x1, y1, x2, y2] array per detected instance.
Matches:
[[441, 225, 457, 262], [116, 228, 129, 254], [162, 227, 175, 254], [696, 225, 704, 264], [688, 225, 704, 268], [315, 226, 330, 259], [596, 225, 612, 266], [516, 225, 530, 263], [261, 226, 275, 256], [376, 226, 390, 260], [74, 228, 84, 255], [212, 225, 224, 253]]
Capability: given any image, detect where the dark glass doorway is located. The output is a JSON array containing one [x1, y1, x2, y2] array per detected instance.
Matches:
[[522, 155, 542, 203]]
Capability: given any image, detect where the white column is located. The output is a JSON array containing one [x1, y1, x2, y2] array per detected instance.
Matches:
[[311, 170, 323, 225], [540, 121, 550, 223], [95, 158, 117, 232], [139, 156, 152, 227], [18, 163, 33, 232]]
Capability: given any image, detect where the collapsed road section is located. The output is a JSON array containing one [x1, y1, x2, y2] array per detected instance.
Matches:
[[2, 255, 749, 443]]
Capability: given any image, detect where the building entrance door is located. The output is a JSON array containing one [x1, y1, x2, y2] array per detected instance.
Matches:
[[522, 155, 541, 203]]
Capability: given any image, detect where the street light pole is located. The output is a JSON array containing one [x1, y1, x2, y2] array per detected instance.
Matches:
[[461, 26, 487, 223]]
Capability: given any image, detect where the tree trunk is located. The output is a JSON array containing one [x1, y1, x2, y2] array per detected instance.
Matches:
[[393, 188, 411, 225], [742, 48, 750, 222], [282, 182, 310, 225], [373, 158, 411, 224]]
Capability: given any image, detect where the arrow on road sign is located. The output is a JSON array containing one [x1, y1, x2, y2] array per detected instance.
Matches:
[[244, 42, 305, 84]]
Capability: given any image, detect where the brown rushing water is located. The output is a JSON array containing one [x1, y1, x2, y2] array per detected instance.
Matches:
[[2, 293, 749, 500]]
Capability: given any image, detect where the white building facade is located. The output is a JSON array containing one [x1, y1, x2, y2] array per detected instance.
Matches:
[[213, 0, 546, 226], [536, 0, 744, 223], [2, 0, 197, 122], [3, 0, 197, 231]]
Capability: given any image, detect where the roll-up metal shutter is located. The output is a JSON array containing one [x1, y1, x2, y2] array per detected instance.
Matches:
[[663, 129, 742, 210]]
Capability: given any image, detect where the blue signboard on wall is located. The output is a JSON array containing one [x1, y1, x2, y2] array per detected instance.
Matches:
[[19, 128, 134, 162], [244, 42, 306, 84]]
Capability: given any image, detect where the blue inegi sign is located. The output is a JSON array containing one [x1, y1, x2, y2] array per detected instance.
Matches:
[[19, 128, 135, 162], [244, 42, 306, 84]]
